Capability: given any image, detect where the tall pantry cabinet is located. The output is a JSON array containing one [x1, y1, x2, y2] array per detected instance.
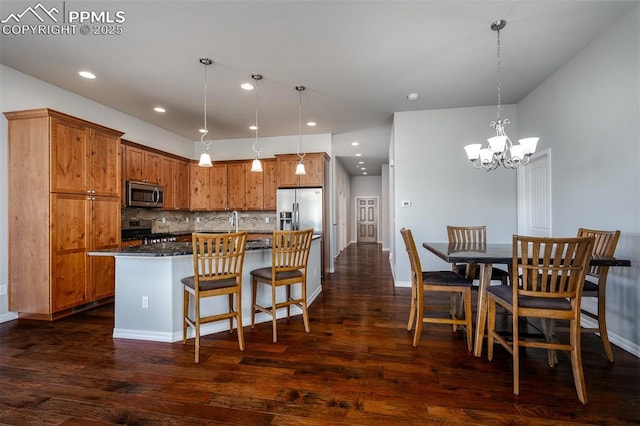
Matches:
[[5, 109, 123, 319]]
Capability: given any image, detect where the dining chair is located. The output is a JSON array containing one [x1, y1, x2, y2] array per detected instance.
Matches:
[[400, 228, 473, 350], [181, 231, 248, 363], [577, 228, 621, 362], [446, 225, 509, 285], [250, 228, 313, 342], [486, 234, 594, 404]]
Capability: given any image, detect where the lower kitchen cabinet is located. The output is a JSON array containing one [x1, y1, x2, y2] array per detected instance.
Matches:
[[51, 193, 119, 313]]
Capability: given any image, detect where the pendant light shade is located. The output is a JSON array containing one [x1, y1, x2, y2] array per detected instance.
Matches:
[[295, 85, 307, 175], [251, 157, 263, 172], [198, 152, 212, 167]]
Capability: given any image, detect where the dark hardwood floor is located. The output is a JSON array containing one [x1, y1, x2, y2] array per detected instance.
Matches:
[[1, 243, 639, 425]]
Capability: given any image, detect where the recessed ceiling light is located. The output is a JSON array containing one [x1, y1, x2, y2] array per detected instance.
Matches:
[[361, 167, 366, 170], [363, 172, 368, 175], [406, 93, 419, 101], [241, 83, 254, 91], [355, 153, 362, 157], [351, 142, 359, 146], [358, 161, 364, 164], [249, 125, 257, 130], [78, 70, 96, 79], [153, 107, 166, 113], [306, 121, 317, 127]]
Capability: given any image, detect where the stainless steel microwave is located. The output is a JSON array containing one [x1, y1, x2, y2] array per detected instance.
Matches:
[[126, 181, 164, 208]]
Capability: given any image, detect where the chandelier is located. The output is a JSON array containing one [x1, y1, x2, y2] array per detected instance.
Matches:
[[197, 57, 213, 168], [464, 20, 538, 171]]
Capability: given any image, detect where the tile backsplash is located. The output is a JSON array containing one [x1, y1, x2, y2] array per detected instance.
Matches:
[[122, 208, 277, 234]]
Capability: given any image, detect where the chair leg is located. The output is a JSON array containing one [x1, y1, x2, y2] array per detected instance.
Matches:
[[570, 318, 588, 404], [512, 310, 520, 396], [541, 318, 558, 366], [195, 297, 201, 364], [228, 294, 234, 334], [301, 282, 310, 334], [487, 297, 496, 361], [450, 293, 458, 332], [406, 284, 416, 331], [412, 293, 424, 347], [597, 292, 614, 362], [463, 289, 473, 352], [271, 284, 278, 343], [251, 277, 257, 328], [182, 288, 189, 344], [286, 284, 291, 319], [236, 291, 245, 351]]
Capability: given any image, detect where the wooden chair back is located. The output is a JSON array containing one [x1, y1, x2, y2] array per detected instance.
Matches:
[[513, 235, 594, 300], [400, 228, 423, 288], [271, 229, 314, 274], [577, 228, 620, 278], [192, 232, 248, 292], [447, 225, 487, 245]]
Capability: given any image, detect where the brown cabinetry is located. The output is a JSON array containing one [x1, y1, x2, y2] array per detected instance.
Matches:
[[263, 159, 277, 210], [276, 153, 328, 188], [123, 144, 161, 184], [5, 108, 123, 319], [227, 162, 246, 210], [174, 159, 190, 210]]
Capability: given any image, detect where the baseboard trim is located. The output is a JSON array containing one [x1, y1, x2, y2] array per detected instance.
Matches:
[[581, 315, 639, 358], [0, 312, 18, 323]]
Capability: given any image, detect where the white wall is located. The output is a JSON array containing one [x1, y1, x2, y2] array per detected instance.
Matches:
[[0, 65, 195, 320], [516, 5, 639, 353], [392, 105, 518, 285], [350, 176, 383, 243], [381, 164, 390, 251], [333, 159, 351, 256]]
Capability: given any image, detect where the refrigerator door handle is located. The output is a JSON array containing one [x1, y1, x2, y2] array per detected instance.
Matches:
[[294, 202, 300, 230]]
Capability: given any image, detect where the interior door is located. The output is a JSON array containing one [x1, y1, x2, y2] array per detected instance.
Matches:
[[356, 197, 378, 243], [517, 149, 552, 237]]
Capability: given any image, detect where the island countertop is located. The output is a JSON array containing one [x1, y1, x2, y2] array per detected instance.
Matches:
[[90, 235, 320, 257]]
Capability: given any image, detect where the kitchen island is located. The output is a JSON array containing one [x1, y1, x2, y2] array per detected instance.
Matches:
[[89, 236, 322, 342]]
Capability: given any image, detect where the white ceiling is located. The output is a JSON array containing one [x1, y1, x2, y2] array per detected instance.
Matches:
[[0, 1, 635, 175]]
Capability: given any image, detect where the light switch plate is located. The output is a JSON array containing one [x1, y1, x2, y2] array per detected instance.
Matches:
[[0, 285, 7, 296]]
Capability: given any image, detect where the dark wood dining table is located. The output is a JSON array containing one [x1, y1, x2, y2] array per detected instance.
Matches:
[[422, 242, 632, 357]]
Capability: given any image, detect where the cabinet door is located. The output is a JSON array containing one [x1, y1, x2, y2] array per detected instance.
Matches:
[[160, 156, 175, 210], [298, 154, 325, 187], [174, 160, 190, 210], [190, 163, 210, 210], [263, 159, 277, 210], [51, 193, 89, 312], [210, 164, 228, 210], [277, 156, 300, 188], [50, 117, 89, 194], [90, 196, 119, 300], [144, 151, 162, 184], [227, 163, 246, 210], [89, 128, 121, 197], [245, 162, 264, 210], [123, 146, 144, 182]]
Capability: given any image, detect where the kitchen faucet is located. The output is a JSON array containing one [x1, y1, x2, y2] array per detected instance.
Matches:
[[229, 210, 239, 232]]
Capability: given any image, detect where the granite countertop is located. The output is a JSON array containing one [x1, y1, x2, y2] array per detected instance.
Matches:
[[91, 239, 273, 257], [91, 234, 320, 258]]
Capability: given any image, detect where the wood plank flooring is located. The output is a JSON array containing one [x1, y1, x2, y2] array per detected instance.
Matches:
[[1, 243, 639, 425]]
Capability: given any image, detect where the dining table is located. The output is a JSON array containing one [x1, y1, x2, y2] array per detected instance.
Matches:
[[422, 241, 632, 357]]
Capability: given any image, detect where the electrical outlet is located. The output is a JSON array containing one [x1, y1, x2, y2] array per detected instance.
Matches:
[[196, 217, 201, 223], [0, 285, 7, 296], [185, 217, 189, 223], [162, 217, 166, 224], [265, 217, 270, 223], [141, 296, 149, 309]]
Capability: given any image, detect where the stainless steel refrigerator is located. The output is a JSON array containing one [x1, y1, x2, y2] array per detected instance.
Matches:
[[277, 188, 323, 236]]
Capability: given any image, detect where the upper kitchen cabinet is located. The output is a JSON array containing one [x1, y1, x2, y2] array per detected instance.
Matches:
[[123, 143, 161, 184], [160, 156, 190, 211], [276, 152, 329, 188], [49, 114, 121, 197], [228, 162, 247, 210], [262, 159, 277, 210], [190, 162, 228, 211], [4, 108, 123, 319]]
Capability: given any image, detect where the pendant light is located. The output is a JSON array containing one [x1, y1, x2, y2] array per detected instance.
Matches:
[[198, 57, 213, 168], [295, 85, 306, 175], [250, 73, 263, 172]]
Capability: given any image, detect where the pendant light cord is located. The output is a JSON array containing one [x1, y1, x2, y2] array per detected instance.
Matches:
[[296, 85, 305, 160], [200, 58, 212, 150], [253, 75, 261, 156], [495, 26, 502, 122]]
